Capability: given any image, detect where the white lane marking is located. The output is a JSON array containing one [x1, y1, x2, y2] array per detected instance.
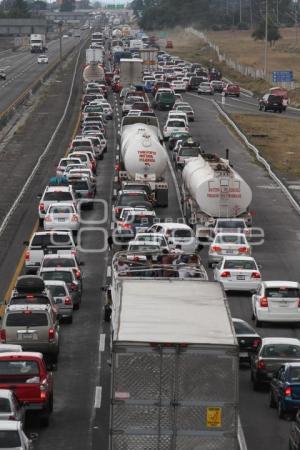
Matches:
[[114, 176, 118, 183], [99, 334, 106, 352], [110, 222, 114, 230], [238, 416, 248, 450], [0, 44, 84, 238], [94, 386, 102, 409], [163, 142, 184, 218], [107, 265, 112, 277]]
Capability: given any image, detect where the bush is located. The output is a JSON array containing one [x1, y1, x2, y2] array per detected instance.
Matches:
[[237, 22, 249, 30]]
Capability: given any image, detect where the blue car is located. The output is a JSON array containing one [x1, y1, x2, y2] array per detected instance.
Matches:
[[144, 80, 155, 93], [270, 363, 300, 418]]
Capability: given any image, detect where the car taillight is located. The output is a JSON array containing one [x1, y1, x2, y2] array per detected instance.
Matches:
[[221, 271, 231, 278], [75, 270, 81, 279], [252, 338, 262, 348], [298, 298, 300, 308], [211, 246, 221, 252], [0, 329, 6, 343], [257, 359, 265, 369], [115, 207, 121, 214], [64, 296, 72, 305], [48, 328, 55, 342], [40, 379, 48, 399], [238, 247, 249, 253], [25, 250, 30, 261], [71, 249, 76, 256], [251, 272, 261, 279], [260, 296, 268, 307], [39, 202, 45, 212], [71, 282, 78, 291], [284, 386, 292, 397], [71, 214, 78, 222]]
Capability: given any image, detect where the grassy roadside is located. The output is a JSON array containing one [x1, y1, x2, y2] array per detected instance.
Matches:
[[229, 113, 300, 179], [162, 28, 300, 104]]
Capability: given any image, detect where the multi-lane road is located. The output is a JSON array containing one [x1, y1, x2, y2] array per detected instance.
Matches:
[[0, 42, 299, 449]]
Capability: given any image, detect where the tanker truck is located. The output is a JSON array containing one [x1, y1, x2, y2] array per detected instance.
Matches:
[[182, 154, 252, 239], [118, 123, 168, 206], [83, 63, 105, 83]]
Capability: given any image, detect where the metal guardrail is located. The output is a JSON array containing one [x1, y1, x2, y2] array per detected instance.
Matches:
[[0, 38, 85, 131]]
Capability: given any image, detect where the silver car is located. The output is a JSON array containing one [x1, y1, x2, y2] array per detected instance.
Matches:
[[0, 420, 35, 449], [44, 280, 73, 324]]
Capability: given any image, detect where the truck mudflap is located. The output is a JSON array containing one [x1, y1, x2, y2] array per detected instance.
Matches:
[[110, 345, 239, 450], [155, 182, 168, 207]]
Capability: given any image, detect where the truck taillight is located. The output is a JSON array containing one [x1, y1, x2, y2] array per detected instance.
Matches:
[[40, 379, 48, 399], [251, 272, 261, 279], [221, 271, 231, 278], [260, 296, 268, 307], [0, 329, 6, 343], [64, 296, 72, 305], [71, 214, 79, 222], [257, 359, 265, 369], [39, 202, 45, 212], [48, 328, 55, 342], [25, 251, 30, 261]]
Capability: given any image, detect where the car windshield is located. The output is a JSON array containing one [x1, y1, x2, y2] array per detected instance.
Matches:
[[0, 360, 39, 375], [0, 430, 21, 447], [180, 148, 200, 157], [262, 344, 300, 358], [224, 260, 256, 270], [215, 235, 246, 244], [41, 271, 73, 283], [10, 296, 50, 305], [31, 234, 72, 247], [269, 95, 282, 102], [233, 321, 256, 335], [69, 181, 89, 190], [266, 287, 300, 298], [47, 285, 67, 297], [118, 193, 147, 205], [48, 206, 75, 214], [44, 192, 72, 201], [217, 220, 246, 229], [171, 229, 192, 238], [0, 398, 11, 412], [6, 313, 48, 327], [167, 120, 185, 127], [42, 258, 74, 268]]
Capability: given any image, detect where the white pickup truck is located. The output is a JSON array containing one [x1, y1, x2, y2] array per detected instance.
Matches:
[[24, 231, 76, 274]]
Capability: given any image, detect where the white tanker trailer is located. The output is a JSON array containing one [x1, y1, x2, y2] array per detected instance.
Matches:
[[83, 63, 105, 83], [182, 154, 252, 238], [118, 123, 168, 206]]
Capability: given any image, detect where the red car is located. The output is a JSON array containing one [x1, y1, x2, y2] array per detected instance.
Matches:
[[166, 40, 173, 49], [223, 83, 240, 97], [0, 352, 53, 426]]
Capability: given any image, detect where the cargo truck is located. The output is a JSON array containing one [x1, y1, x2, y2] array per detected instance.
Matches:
[[119, 58, 143, 88], [86, 48, 104, 65], [30, 34, 46, 53], [181, 153, 252, 239], [109, 267, 239, 450]]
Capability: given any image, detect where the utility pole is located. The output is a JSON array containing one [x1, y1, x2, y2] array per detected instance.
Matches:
[[295, 0, 298, 45], [239, 0, 242, 23], [276, 0, 279, 24], [264, 0, 268, 79], [58, 21, 63, 65]]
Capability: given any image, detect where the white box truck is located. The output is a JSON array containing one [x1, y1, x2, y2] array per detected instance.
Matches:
[[85, 48, 104, 65], [119, 58, 143, 87], [30, 34, 46, 53], [109, 277, 239, 450]]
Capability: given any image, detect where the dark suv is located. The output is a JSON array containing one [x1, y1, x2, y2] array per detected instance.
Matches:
[[259, 94, 283, 113]]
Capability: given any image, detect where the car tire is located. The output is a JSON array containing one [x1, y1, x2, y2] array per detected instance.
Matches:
[[269, 390, 276, 408], [278, 400, 285, 419]]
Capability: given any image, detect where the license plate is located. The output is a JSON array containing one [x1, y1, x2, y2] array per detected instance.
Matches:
[[58, 218, 65, 222], [280, 302, 288, 307], [22, 333, 33, 340], [237, 275, 245, 280], [239, 352, 248, 357], [225, 250, 233, 254]]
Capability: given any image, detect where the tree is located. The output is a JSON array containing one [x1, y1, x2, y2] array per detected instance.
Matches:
[[60, 0, 75, 11], [7, 0, 30, 17], [252, 20, 281, 46]]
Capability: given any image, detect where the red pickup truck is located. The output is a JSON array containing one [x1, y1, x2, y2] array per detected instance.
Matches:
[[223, 83, 240, 97], [0, 352, 53, 426]]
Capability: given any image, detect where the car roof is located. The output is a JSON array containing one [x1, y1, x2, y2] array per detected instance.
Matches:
[[48, 203, 75, 208], [214, 232, 246, 237], [221, 256, 255, 261], [0, 389, 16, 399], [0, 420, 21, 431], [45, 186, 71, 192], [153, 223, 191, 230], [0, 344, 22, 352], [42, 254, 75, 259], [7, 304, 50, 312], [262, 281, 299, 288], [32, 231, 71, 236], [129, 241, 160, 246], [0, 352, 43, 359], [44, 280, 68, 287], [262, 337, 300, 345], [40, 267, 74, 273]]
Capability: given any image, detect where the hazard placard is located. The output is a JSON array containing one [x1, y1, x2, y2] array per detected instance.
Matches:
[[206, 407, 222, 428]]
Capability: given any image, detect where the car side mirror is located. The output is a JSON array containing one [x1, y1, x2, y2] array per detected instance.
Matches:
[[23, 240, 29, 246], [258, 264, 262, 269], [37, 194, 42, 199]]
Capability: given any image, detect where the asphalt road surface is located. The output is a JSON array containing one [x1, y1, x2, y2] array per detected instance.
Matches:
[[0, 33, 88, 113], [0, 60, 299, 449]]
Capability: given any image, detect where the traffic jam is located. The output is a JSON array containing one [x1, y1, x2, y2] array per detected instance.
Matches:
[[0, 20, 299, 450]]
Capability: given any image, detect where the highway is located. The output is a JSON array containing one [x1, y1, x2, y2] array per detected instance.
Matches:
[[0, 34, 87, 113], [0, 44, 298, 450]]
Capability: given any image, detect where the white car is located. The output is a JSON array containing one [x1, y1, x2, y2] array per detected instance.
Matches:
[[167, 111, 189, 125], [252, 281, 300, 327], [147, 223, 197, 253], [127, 240, 162, 253], [208, 232, 251, 266], [170, 79, 186, 92], [163, 118, 189, 140], [198, 82, 214, 95], [38, 185, 77, 224], [214, 256, 262, 291], [0, 421, 34, 450], [56, 157, 82, 177], [44, 203, 80, 233], [37, 54, 48, 64]]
